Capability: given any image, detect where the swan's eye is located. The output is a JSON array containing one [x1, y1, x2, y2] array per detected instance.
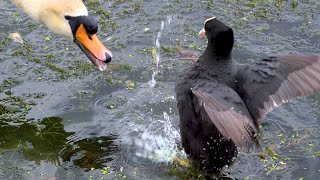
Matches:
[[64, 15, 71, 20]]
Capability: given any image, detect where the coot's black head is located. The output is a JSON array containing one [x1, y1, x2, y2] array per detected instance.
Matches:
[[199, 17, 234, 58]]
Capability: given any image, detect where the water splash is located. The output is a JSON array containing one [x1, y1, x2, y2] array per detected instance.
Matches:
[[149, 21, 165, 88], [124, 111, 183, 163]]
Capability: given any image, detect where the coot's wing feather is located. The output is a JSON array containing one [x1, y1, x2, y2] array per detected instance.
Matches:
[[191, 84, 259, 148], [236, 55, 320, 122]]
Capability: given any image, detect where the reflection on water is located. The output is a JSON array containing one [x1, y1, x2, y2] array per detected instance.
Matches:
[[0, 117, 73, 164], [0, 117, 117, 167], [62, 135, 117, 170], [1, 0, 320, 179]]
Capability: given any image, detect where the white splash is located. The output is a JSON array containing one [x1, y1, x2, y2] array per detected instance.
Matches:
[[133, 111, 182, 163], [149, 21, 165, 88]]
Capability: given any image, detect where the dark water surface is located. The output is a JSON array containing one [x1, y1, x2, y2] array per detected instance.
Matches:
[[1, 0, 320, 179]]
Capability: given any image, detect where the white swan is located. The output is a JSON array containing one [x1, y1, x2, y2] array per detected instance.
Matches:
[[10, 0, 113, 71]]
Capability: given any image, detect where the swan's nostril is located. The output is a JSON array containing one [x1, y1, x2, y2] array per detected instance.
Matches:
[[105, 53, 112, 63]]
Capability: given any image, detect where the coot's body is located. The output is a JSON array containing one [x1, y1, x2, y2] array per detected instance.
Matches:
[[176, 58, 240, 171]]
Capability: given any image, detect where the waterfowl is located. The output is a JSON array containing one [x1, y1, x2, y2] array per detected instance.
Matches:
[[175, 17, 320, 172], [10, 0, 112, 71]]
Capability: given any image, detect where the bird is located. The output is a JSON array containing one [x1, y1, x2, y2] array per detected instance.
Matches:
[[175, 17, 320, 173], [10, 0, 113, 71]]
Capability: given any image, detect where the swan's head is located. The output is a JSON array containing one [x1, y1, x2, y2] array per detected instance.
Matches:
[[34, 0, 112, 71]]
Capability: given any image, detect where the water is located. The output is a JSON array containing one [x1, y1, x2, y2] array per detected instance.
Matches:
[[0, 0, 320, 179]]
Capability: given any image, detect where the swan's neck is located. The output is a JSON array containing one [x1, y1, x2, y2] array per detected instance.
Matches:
[[11, 0, 44, 21], [10, 0, 89, 38], [10, 0, 88, 21]]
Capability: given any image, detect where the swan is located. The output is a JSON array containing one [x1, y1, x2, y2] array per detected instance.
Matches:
[[10, 0, 113, 71]]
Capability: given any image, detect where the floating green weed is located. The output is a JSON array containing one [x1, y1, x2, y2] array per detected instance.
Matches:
[[161, 46, 179, 56], [95, 9, 117, 32], [207, 0, 213, 9], [111, 64, 133, 71], [291, 0, 298, 9], [45, 62, 68, 79], [117, 0, 144, 18]]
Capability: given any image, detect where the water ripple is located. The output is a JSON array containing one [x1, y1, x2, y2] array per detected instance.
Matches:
[[57, 103, 75, 112]]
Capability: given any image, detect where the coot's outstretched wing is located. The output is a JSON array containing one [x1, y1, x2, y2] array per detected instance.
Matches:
[[236, 55, 320, 122], [190, 83, 259, 148]]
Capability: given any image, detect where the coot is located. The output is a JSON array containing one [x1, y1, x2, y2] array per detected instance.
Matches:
[[175, 17, 320, 172]]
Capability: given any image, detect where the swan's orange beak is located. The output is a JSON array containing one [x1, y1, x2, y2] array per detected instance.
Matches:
[[74, 24, 112, 71]]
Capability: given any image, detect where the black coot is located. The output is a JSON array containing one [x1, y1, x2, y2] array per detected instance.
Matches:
[[175, 17, 320, 172]]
